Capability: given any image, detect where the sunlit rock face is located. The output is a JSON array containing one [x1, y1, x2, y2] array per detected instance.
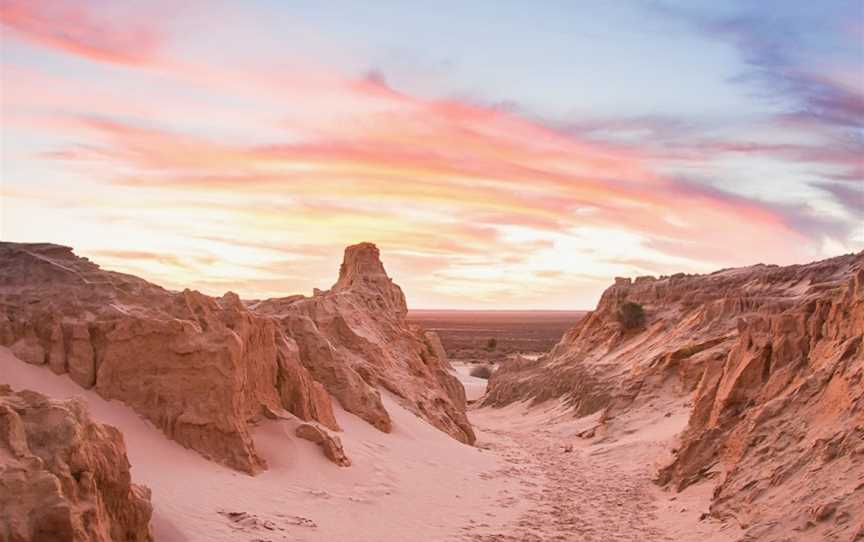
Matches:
[[0, 242, 338, 473], [253, 243, 475, 445], [0, 386, 153, 542], [486, 251, 864, 541], [0, 241, 475, 475], [295, 422, 351, 467]]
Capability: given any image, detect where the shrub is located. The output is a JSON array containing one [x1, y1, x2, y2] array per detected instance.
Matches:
[[470, 364, 494, 379], [617, 301, 646, 329], [485, 337, 497, 351]]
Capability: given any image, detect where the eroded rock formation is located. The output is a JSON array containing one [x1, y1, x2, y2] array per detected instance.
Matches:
[[486, 252, 864, 540], [424, 331, 450, 367], [252, 243, 475, 444], [0, 242, 337, 473], [0, 241, 474, 475], [295, 423, 351, 467], [0, 386, 153, 542]]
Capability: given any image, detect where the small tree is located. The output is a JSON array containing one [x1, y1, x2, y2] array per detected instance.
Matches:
[[617, 301, 646, 329], [485, 337, 498, 351]]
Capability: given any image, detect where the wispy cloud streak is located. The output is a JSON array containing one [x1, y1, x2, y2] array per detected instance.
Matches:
[[1, 0, 166, 64], [2, 0, 861, 308]]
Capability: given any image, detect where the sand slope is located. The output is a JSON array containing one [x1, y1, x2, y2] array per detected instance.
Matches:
[[1, 347, 528, 542], [3, 345, 739, 541], [3, 344, 741, 541]]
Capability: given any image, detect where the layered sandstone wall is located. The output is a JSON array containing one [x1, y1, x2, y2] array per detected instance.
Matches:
[[0, 243, 337, 473], [252, 243, 475, 444], [0, 241, 475, 475], [486, 252, 864, 540], [0, 386, 153, 542], [659, 258, 864, 541]]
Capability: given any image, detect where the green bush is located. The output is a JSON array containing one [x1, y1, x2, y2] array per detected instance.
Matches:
[[617, 301, 646, 329], [470, 364, 494, 379]]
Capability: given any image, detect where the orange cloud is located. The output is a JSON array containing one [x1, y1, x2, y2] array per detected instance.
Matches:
[[41, 107, 813, 271]]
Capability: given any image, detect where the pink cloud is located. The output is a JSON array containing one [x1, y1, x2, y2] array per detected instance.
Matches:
[[39, 109, 816, 268], [1, 0, 165, 65], [2, 8, 849, 307]]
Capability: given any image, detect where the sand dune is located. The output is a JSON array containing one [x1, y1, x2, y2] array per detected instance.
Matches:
[[2, 347, 527, 541], [3, 346, 737, 541]]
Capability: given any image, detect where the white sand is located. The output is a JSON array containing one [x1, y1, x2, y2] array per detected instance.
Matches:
[[2, 347, 737, 541], [463, 398, 741, 541], [1, 348, 529, 541], [449, 363, 489, 401]]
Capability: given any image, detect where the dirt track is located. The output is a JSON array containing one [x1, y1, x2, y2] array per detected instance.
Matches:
[[459, 401, 739, 542]]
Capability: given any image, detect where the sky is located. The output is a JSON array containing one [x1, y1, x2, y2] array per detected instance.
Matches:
[[1, 0, 862, 309]]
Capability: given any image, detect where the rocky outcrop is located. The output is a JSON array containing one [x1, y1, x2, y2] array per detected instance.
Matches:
[[424, 331, 450, 367], [0, 242, 338, 473], [486, 252, 864, 540], [0, 241, 475, 474], [659, 256, 864, 542], [0, 386, 153, 542], [252, 243, 475, 445], [276, 337, 340, 432], [295, 423, 351, 467]]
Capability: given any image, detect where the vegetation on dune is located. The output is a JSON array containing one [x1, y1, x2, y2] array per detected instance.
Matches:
[[470, 364, 494, 379], [617, 301, 646, 329]]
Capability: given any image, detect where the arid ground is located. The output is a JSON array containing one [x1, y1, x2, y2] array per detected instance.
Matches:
[[2, 2, 861, 539], [408, 310, 586, 364], [2, 347, 738, 542], [2, 243, 861, 541]]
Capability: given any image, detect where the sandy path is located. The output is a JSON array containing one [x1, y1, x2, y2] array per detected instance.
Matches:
[[462, 408, 660, 541], [450, 362, 490, 401], [459, 401, 739, 542]]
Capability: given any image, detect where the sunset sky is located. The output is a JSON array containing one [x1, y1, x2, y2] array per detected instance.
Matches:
[[1, 0, 862, 309]]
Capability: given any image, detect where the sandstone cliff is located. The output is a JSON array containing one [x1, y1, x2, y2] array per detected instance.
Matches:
[[486, 252, 864, 541], [252, 243, 475, 444], [0, 385, 153, 542], [0, 242, 337, 473], [0, 241, 474, 474]]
